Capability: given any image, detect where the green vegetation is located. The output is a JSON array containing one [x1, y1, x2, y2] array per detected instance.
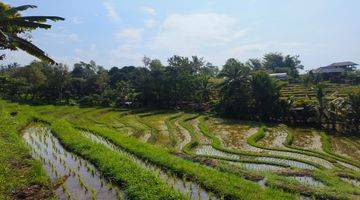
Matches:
[[0, 3, 64, 63], [0, 101, 52, 199], [73, 124, 294, 199], [1, 55, 359, 135], [1, 2, 359, 199], [51, 119, 183, 200], [1, 100, 359, 199]]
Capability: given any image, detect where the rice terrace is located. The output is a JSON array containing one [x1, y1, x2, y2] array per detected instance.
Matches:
[[0, 1, 359, 200]]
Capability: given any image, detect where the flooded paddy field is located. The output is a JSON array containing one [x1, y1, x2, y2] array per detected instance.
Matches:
[[287, 176, 324, 187], [23, 125, 123, 200], [289, 128, 324, 153], [329, 135, 360, 161], [203, 120, 334, 170], [258, 126, 288, 149], [81, 131, 218, 200], [7, 101, 358, 200], [206, 118, 254, 149]]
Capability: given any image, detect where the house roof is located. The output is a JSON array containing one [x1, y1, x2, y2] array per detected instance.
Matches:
[[269, 73, 287, 77], [313, 66, 345, 74], [328, 61, 358, 67], [311, 61, 358, 74]]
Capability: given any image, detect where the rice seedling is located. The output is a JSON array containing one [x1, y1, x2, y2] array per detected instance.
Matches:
[[3, 100, 359, 199], [23, 125, 123, 200]]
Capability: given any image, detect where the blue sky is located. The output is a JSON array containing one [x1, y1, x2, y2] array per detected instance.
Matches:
[[3, 0, 360, 71]]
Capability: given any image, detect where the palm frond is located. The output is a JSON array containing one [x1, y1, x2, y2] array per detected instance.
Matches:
[[8, 34, 55, 64], [20, 16, 65, 22], [2, 5, 37, 16], [0, 19, 52, 29]]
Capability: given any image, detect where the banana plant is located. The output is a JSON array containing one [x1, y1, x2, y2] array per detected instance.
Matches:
[[0, 3, 64, 64]]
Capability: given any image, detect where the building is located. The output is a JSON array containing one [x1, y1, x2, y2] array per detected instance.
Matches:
[[309, 61, 358, 82], [269, 73, 288, 80], [311, 61, 358, 74]]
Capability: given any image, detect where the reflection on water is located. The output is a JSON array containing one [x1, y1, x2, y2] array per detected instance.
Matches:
[[340, 177, 360, 187], [256, 157, 316, 170], [23, 125, 124, 200], [287, 176, 324, 187], [228, 161, 284, 171], [195, 145, 316, 170], [81, 131, 218, 200], [337, 161, 359, 171]]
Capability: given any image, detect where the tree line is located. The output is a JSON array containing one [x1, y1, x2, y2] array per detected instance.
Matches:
[[1, 53, 359, 135], [1, 2, 358, 134]]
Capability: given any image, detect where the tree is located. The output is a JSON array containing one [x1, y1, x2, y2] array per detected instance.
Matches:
[[314, 83, 327, 125], [217, 58, 252, 118], [251, 71, 282, 121], [346, 91, 360, 134], [262, 52, 303, 78], [0, 3, 64, 63], [245, 58, 263, 70], [195, 75, 213, 110], [168, 55, 205, 75], [114, 81, 138, 107], [263, 52, 285, 71], [199, 62, 219, 77]]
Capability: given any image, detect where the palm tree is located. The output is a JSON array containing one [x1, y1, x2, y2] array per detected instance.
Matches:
[[0, 3, 64, 64], [217, 58, 251, 92], [314, 83, 327, 127]]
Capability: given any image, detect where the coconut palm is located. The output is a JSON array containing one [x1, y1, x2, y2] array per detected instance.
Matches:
[[0, 3, 64, 64]]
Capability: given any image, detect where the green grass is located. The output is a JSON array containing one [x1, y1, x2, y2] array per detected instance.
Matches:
[[72, 123, 296, 199], [198, 117, 323, 169], [0, 101, 52, 200], [51, 119, 184, 200], [282, 129, 360, 168], [2, 100, 359, 200]]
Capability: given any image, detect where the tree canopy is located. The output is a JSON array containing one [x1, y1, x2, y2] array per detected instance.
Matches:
[[0, 52, 358, 135]]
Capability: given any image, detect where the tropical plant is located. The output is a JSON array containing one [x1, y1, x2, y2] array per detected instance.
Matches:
[[217, 58, 252, 118], [0, 3, 64, 63], [250, 71, 282, 121]]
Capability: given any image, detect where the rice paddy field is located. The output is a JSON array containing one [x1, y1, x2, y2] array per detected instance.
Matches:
[[280, 83, 357, 100], [1, 100, 359, 200]]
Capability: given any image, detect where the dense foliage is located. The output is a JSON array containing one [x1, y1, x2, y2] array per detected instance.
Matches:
[[1, 53, 359, 135], [0, 3, 64, 63]]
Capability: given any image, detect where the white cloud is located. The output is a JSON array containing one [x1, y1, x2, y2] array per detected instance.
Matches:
[[141, 6, 157, 28], [71, 17, 83, 24], [145, 18, 157, 28], [150, 12, 247, 55], [141, 6, 156, 16], [43, 31, 79, 43], [108, 44, 143, 66], [116, 28, 143, 42], [68, 33, 79, 41], [1, 50, 37, 65], [229, 42, 305, 60], [103, 1, 120, 22], [110, 27, 145, 66]]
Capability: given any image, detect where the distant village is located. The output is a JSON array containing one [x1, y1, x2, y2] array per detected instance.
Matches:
[[270, 61, 358, 82]]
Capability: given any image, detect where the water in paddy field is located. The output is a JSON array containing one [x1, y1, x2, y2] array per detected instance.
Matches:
[[255, 157, 317, 170], [195, 145, 317, 170], [340, 177, 360, 187], [337, 161, 359, 171], [23, 125, 124, 200], [231, 162, 284, 171], [287, 176, 324, 187], [81, 131, 218, 200]]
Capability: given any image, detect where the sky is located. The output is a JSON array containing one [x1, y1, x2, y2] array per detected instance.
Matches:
[[2, 0, 360, 71]]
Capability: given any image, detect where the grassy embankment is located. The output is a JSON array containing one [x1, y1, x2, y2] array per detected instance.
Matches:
[[0, 101, 53, 200]]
